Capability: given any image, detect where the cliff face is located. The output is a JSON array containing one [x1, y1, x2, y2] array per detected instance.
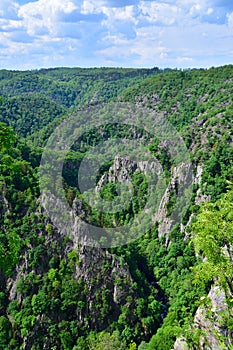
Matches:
[[193, 286, 231, 349], [2, 202, 137, 348], [96, 155, 194, 240], [173, 285, 233, 350], [0, 191, 9, 217]]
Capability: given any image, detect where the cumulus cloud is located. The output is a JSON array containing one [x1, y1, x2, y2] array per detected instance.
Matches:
[[18, 0, 77, 35], [102, 5, 137, 24], [227, 12, 233, 27], [138, 2, 181, 26]]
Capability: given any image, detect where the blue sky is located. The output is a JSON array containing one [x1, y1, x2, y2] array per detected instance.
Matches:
[[0, 0, 233, 69]]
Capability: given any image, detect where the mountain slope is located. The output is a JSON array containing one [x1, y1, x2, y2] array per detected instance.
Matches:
[[0, 65, 232, 349]]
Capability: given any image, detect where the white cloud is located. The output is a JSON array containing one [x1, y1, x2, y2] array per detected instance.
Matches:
[[132, 42, 170, 62], [101, 5, 138, 29], [81, 0, 97, 14], [102, 34, 130, 45], [81, 0, 105, 14], [18, 0, 77, 36], [176, 56, 194, 63], [189, 3, 202, 16], [188, 2, 215, 18], [0, 18, 22, 32], [207, 7, 214, 15], [227, 12, 233, 27], [138, 2, 181, 26], [97, 18, 233, 68]]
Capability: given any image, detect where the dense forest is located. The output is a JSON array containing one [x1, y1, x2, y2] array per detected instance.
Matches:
[[0, 65, 232, 349]]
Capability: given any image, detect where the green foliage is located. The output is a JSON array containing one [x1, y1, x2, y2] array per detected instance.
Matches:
[[0, 316, 12, 348], [0, 122, 16, 151], [201, 142, 233, 200], [191, 187, 233, 302], [0, 95, 66, 138], [88, 331, 128, 350], [147, 324, 181, 350]]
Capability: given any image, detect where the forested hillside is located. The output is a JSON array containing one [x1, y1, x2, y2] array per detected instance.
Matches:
[[0, 65, 232, 350]]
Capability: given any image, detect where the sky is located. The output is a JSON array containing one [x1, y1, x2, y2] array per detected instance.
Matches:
[[0, 0, 233, 70]]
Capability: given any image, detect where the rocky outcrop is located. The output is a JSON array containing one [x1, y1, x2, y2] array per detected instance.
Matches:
[[5, 199, 137, 346], [96, 155, 193, 241], [0, 193, 9, 216], [154, 162, 193, 238], [73, 245, 134, 330], [173, 338, 189, 350], [172, 163, 232, 350], [193, 285, 232, 349], [96, 155, 162, 190], [172, 285, 233, 350]]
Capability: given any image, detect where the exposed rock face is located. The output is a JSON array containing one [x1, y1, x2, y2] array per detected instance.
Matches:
[[41, 153, 197, 248], [4, 194, 137, 348], [155, 162, 193, 238], [171, 162, 232, 350], [96, 155, 193, 240], [172, 285, 233, 350], [193, 286, 232, 350], [0, 192, 13, 301], [0, 190, 10, 217], [96, 155, 162, 190], [194, 166, 211, 205], [73, 245, 134, 330], [173, 338, 189, 350], [194, 165, 203, 185]]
